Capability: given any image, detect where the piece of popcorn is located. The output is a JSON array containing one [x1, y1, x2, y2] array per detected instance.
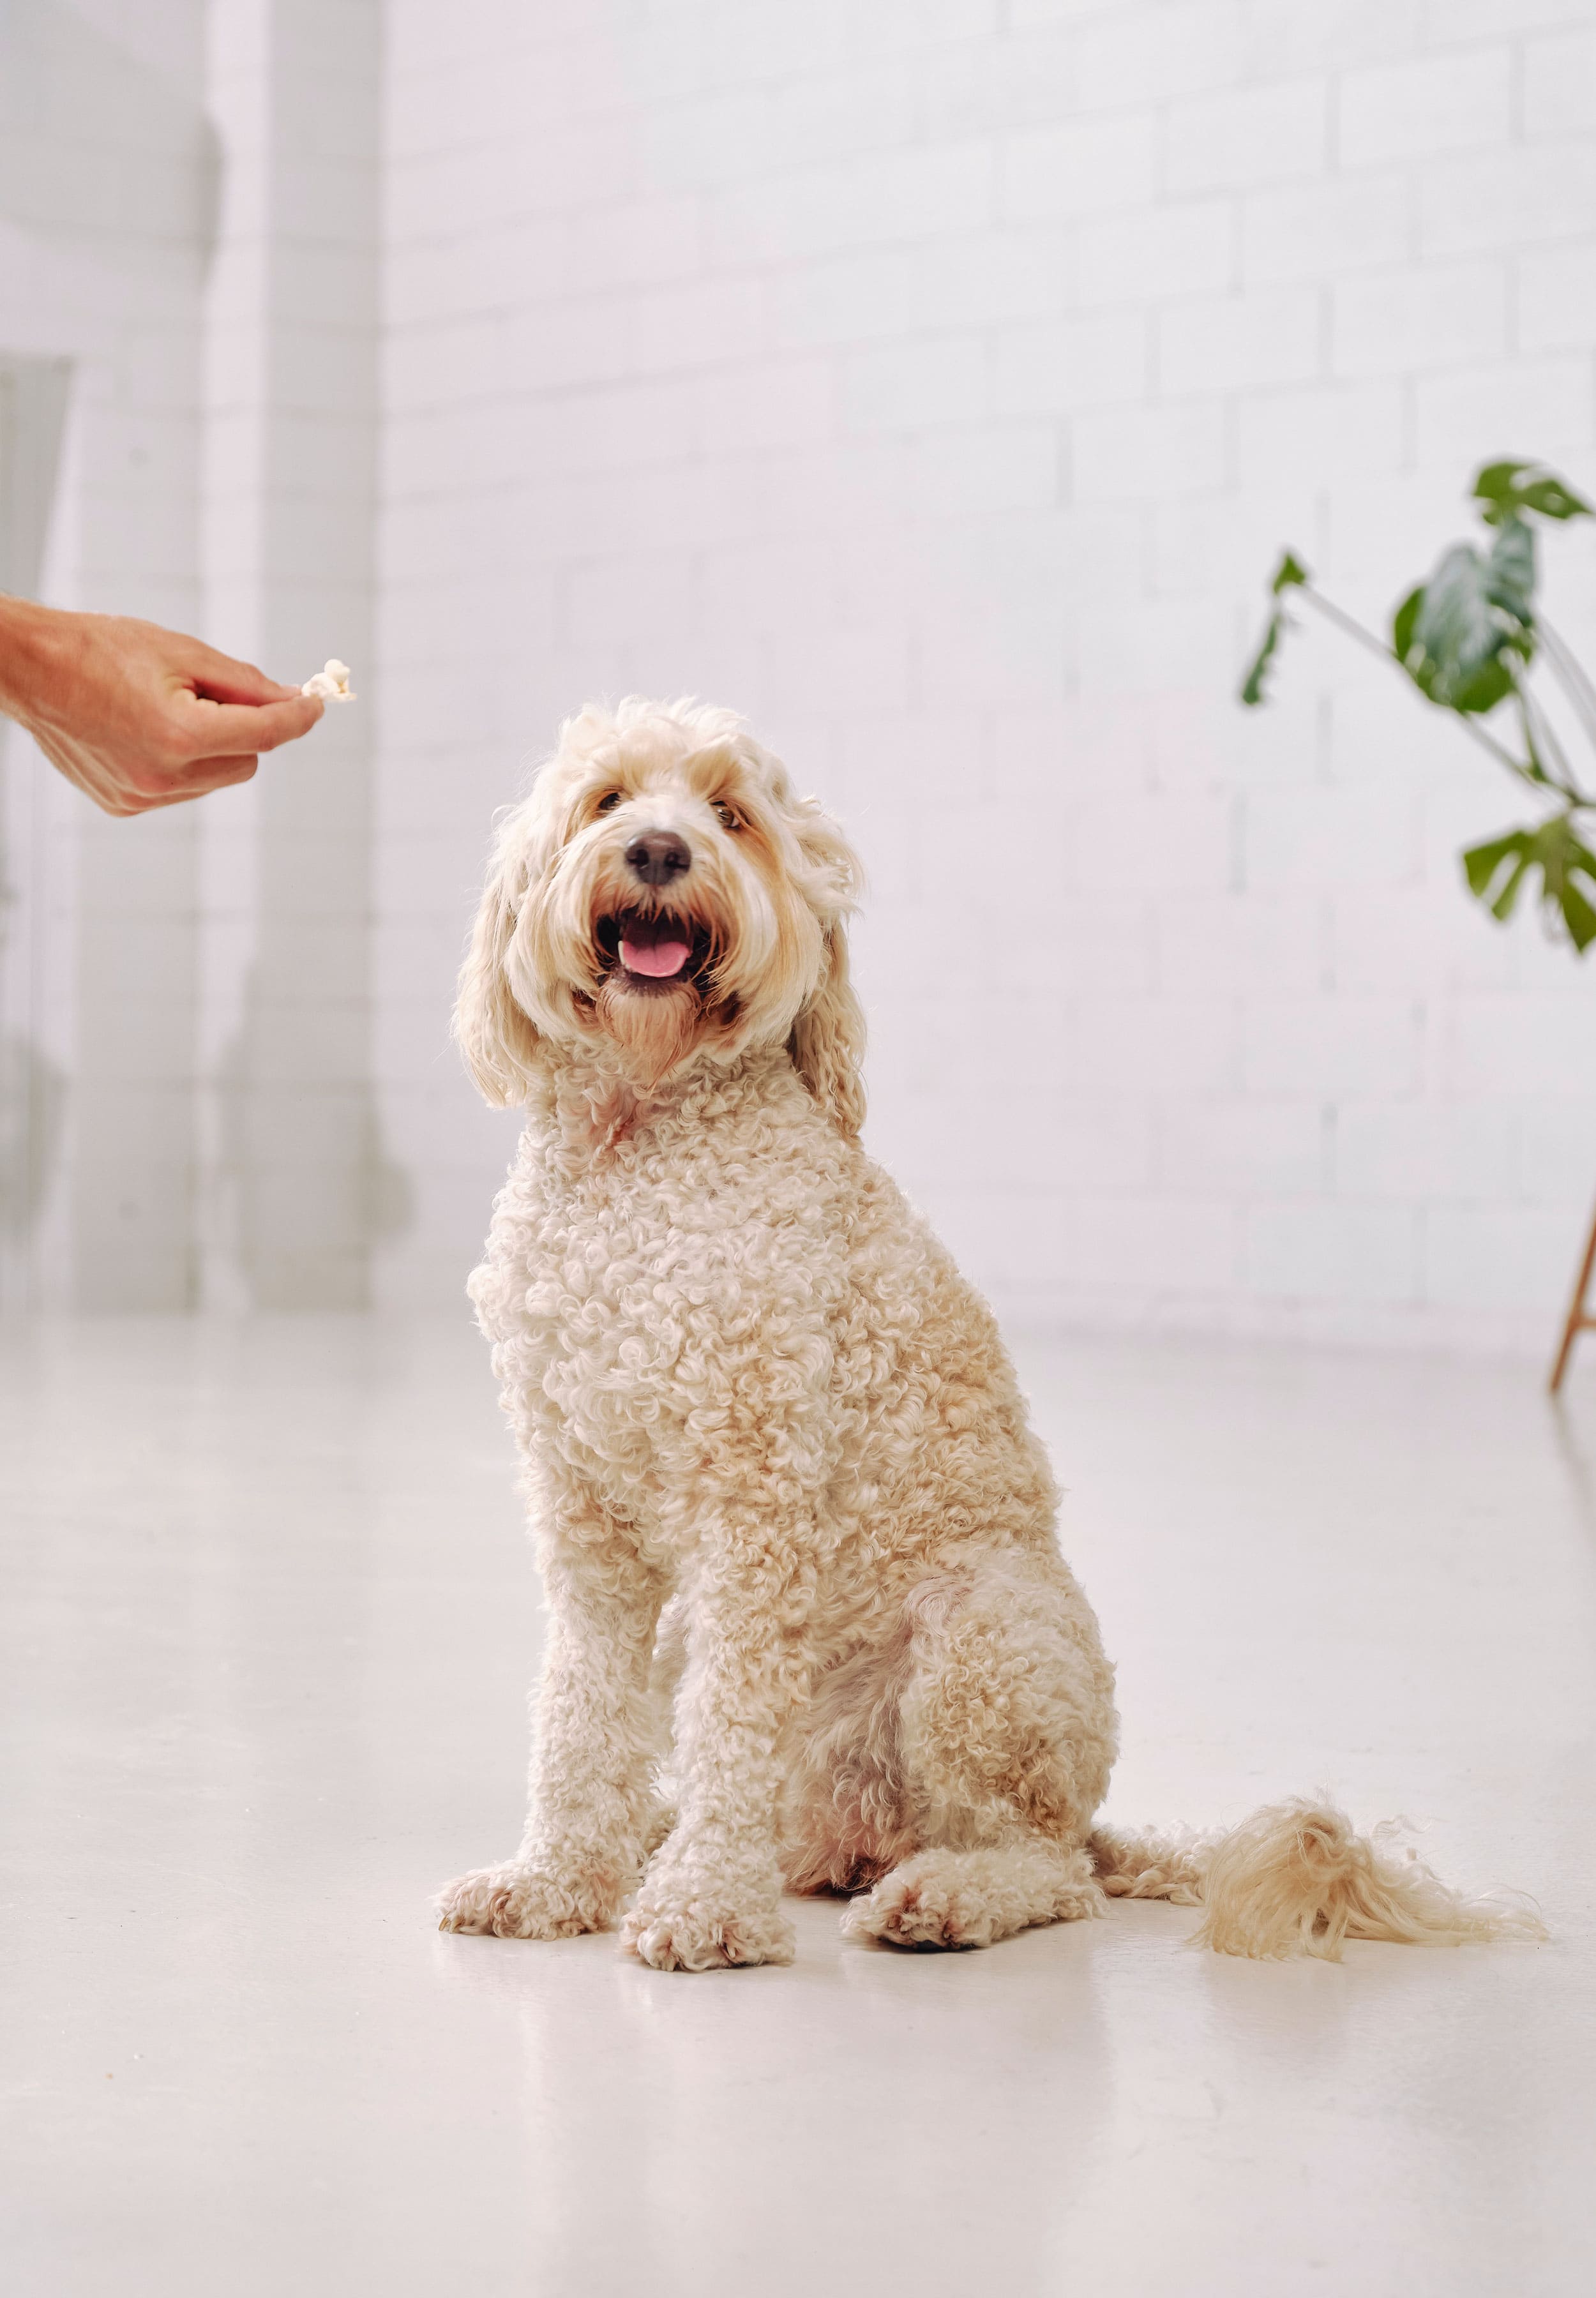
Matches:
[[302, 659, 356, 702]]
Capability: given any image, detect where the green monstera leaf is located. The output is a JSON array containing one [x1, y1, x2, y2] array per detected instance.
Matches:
[[1473, 460, 1593, 528], [1463, 814, 1596, 950], [1484, 515, 1535, 619], [1393, 519, 1536, 714], [1238, 550, 1309, 706], [1240, 458, 1596, 959]]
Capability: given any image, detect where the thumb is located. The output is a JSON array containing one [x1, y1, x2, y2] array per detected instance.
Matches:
[[173, 689, 326, 757]]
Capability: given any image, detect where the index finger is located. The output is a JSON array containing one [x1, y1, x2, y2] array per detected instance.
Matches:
[[173, 691, 325, 758], [176, 638, 305, 707]]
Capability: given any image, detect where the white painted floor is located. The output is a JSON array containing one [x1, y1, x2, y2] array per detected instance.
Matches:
[[3, 1315, 1593, 2297]]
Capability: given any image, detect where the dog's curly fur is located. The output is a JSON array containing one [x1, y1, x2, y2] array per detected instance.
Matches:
[[436, 698, 1542, 1970]]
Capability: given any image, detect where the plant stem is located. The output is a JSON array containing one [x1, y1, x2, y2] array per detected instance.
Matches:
[[1536, 616, 1596, 751], [1520, 677, 1583, 799], [1297, 583, 1401, 668], [1297, 582, 1531, 777]]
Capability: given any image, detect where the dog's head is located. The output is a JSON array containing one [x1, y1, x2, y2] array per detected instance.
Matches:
[[456, 698, 866, 1136]]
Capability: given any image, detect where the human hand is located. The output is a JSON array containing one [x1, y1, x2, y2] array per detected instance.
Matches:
[[0, 596, 327, 816]]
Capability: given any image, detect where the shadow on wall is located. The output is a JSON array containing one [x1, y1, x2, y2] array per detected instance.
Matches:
[[0, 1031, 66, 1255], [209, 966, 414, 1310], [0, 356, 72, 1274]]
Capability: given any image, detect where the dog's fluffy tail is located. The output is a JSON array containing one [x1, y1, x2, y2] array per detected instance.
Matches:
[[1088, 1796, 1546, 1960]]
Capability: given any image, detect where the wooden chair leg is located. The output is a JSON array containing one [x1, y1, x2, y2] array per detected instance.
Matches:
[[1549, 1192, 1596, 1394]]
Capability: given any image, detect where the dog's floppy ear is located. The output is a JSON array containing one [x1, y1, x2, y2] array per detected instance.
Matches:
[[455, 820, 542, 1107], [785, 797, 866, 1139], [788, 922, 866, 1140]]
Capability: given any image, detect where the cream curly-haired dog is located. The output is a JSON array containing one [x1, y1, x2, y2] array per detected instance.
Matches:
[[436, 698, 1537, 1971]]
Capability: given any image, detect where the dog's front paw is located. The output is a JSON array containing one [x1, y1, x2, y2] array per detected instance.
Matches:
[[621, 1884, 794, 1972], [435, 1860, 618, 1940]]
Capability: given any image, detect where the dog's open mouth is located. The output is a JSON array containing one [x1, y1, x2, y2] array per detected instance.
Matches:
[[596, 910, 708, 989]]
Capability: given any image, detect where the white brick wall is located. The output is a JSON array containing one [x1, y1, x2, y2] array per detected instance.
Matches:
[[9, 0, 1596, 1352], [373, 0, 1596, 1356]]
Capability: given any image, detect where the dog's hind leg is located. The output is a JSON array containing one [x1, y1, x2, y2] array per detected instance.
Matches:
[[843, 1838, 1101, 1949], [839, 1560, 1118, 1952]]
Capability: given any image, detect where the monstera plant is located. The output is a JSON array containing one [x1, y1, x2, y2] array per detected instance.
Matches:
[[1241, 460, 1596, 950]]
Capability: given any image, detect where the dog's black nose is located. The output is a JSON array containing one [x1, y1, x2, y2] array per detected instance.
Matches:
[[625, 830, 691, 886]]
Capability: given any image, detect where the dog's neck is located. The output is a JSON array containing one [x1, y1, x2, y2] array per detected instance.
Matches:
[[530, 1039, 790, 1160]]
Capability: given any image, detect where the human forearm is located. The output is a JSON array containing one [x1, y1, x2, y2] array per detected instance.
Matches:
[[0, 593, 63, 722]]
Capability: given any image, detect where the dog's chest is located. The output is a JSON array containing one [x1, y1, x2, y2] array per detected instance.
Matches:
[[483, 1129, 842, 1498]]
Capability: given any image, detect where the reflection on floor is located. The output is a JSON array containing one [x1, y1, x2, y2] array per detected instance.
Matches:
[[2, 1316, 1592, 2296]]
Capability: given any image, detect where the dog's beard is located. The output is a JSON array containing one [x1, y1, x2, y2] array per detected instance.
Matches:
[[583, 896, 730, 1084], [593, 972, 704, 1083]]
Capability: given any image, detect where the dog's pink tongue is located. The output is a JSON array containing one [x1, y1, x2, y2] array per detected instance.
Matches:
[[621, 936, 690, 979]]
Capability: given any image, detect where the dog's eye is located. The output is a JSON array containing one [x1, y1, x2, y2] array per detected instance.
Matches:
[[594, 790, 623, 815], [712, 800, 742, 832]]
